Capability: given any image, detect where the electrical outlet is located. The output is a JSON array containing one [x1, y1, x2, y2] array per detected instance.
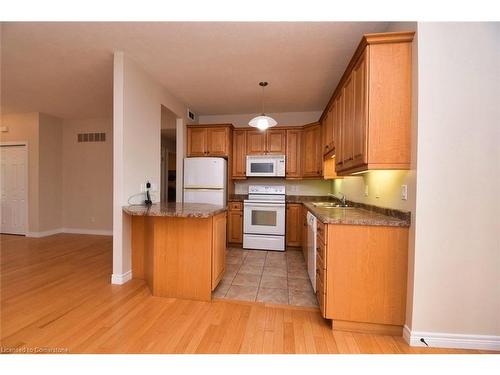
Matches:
[[401, 185, 408, 200], [364, 185, 369, 197]]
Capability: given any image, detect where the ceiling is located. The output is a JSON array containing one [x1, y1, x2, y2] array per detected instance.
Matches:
[[1, 22, 390, 119]]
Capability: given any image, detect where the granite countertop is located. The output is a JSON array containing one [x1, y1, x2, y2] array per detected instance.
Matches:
[[123, 203, 226, 218], [303, 202, 410, 227], [228, 193, 410, 227]]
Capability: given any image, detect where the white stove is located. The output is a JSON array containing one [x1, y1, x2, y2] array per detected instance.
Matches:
[[243, 185, 286, 251]]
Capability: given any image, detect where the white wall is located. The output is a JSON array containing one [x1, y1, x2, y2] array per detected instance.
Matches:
[[112, 52, 192, 283], [410, 23, 500, 344], [62, 117, 113, 231], [199, 111, 321, 127]]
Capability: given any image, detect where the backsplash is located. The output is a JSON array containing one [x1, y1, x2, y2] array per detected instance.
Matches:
[[234, 178, 331, 196], [331, 170, 414, 211]]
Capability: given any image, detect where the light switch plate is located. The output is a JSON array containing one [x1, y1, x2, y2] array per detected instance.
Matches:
[[364, 185, 369, 197], [401, 185, 408, 200]]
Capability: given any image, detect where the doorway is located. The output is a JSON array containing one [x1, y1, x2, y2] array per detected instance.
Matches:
[[0, 144, 28, 235], [160, 106, 177, 203]]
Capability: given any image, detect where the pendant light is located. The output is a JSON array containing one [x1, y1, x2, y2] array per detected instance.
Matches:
[[248, 82, 277, 131]]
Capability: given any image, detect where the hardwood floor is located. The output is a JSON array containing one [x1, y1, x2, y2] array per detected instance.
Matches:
[[0, 233, 495, 354]]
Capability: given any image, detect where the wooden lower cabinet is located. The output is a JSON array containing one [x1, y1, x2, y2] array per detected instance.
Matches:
[[316, 221, 409, 335], [130, 211, 227, 302], [227, 202, 243, 245], [212, 212, 227, 290], [286, 203, 302, 248]]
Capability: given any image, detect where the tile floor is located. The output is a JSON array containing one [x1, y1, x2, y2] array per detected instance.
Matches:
[[212, 247, 318, 307]]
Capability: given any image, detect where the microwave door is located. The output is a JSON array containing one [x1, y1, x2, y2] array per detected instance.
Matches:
[[247, 161, 275, 177]]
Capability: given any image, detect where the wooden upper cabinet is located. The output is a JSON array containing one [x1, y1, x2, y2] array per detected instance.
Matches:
[[266, 129, 286, 154], [341, 72, 355, 170], [187, 125, 231, 157], [322, 106, 334, 156], [246, 129, 286, 155], [302, 123, 322, 178], [285, 128, 302, 178], [326, 31, 414, 174], [207, 127, 229, 156], [232, 130, 247, 178], [187, 127, 208, 156], [246, 130, 267, 154]]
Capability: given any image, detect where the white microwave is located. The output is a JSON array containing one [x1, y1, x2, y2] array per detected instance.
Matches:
[[246, 155, 286, 177]]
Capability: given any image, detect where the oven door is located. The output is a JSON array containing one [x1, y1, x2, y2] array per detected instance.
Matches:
[[246, 159, 277, 177], [243, 202, 285, 235]]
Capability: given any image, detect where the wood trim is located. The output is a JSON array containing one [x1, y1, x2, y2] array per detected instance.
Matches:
[[332, 319, 403, 336], [319, 31, 415, 123], [337, 162, 412, 175], [187, 123, 234, 128]]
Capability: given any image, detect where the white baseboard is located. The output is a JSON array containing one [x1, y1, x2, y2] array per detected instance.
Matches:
[[111, 270, 132, 285], [26, 228, 64, 238], [404, 324, 500, 351], [62, 228, 113, 236], [25, 228, 112, 238]]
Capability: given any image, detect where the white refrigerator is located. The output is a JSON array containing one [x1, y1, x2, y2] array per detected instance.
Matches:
[[183, 157, 227, 206]]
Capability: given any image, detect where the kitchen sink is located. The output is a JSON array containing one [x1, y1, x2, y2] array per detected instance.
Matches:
[[312, 202, 354, 209]]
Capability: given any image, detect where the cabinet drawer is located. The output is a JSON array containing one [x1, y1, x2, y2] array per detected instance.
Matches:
[[229, 202, 242, 211], [317, 237, 326, 264], [317, 221, 326, 244]]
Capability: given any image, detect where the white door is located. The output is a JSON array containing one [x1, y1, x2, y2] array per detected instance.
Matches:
[[183, 157, 226, 189], [0, 145, 28, 235]]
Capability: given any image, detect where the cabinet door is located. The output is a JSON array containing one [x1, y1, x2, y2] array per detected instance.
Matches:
[[322, 110, 330, 155], [328, 104, 335, 153], [212, 212, 227, 290], [207, 127, 229, 156], [187, 127, 207, 156], [266, 129, 286, 154], [227, 209, 243, 244], [353, 50, 368, 167], [285, 129, 302, 178], [302, 124, 322, 177], [323, 107, 334, 155], [314, 125, 323, 176], [286, 204, 302, 247], [246, 130, 267, 154], [335, 94, 344, 171], [232, 130, 247, 178], [342, 73, 355, 169]]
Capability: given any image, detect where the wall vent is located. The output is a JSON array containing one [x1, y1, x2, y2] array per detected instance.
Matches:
[[187, 109, 196, 121], [77, 132, 106, 143]]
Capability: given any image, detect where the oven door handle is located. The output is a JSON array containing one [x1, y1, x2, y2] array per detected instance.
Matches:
[[244, 201, 286, 206]]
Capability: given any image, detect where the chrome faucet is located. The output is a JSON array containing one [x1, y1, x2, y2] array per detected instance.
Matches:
[[328, 193, 347, 207]]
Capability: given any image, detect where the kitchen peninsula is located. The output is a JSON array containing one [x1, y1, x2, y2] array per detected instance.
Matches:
[[123, 203, 227, 302]]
